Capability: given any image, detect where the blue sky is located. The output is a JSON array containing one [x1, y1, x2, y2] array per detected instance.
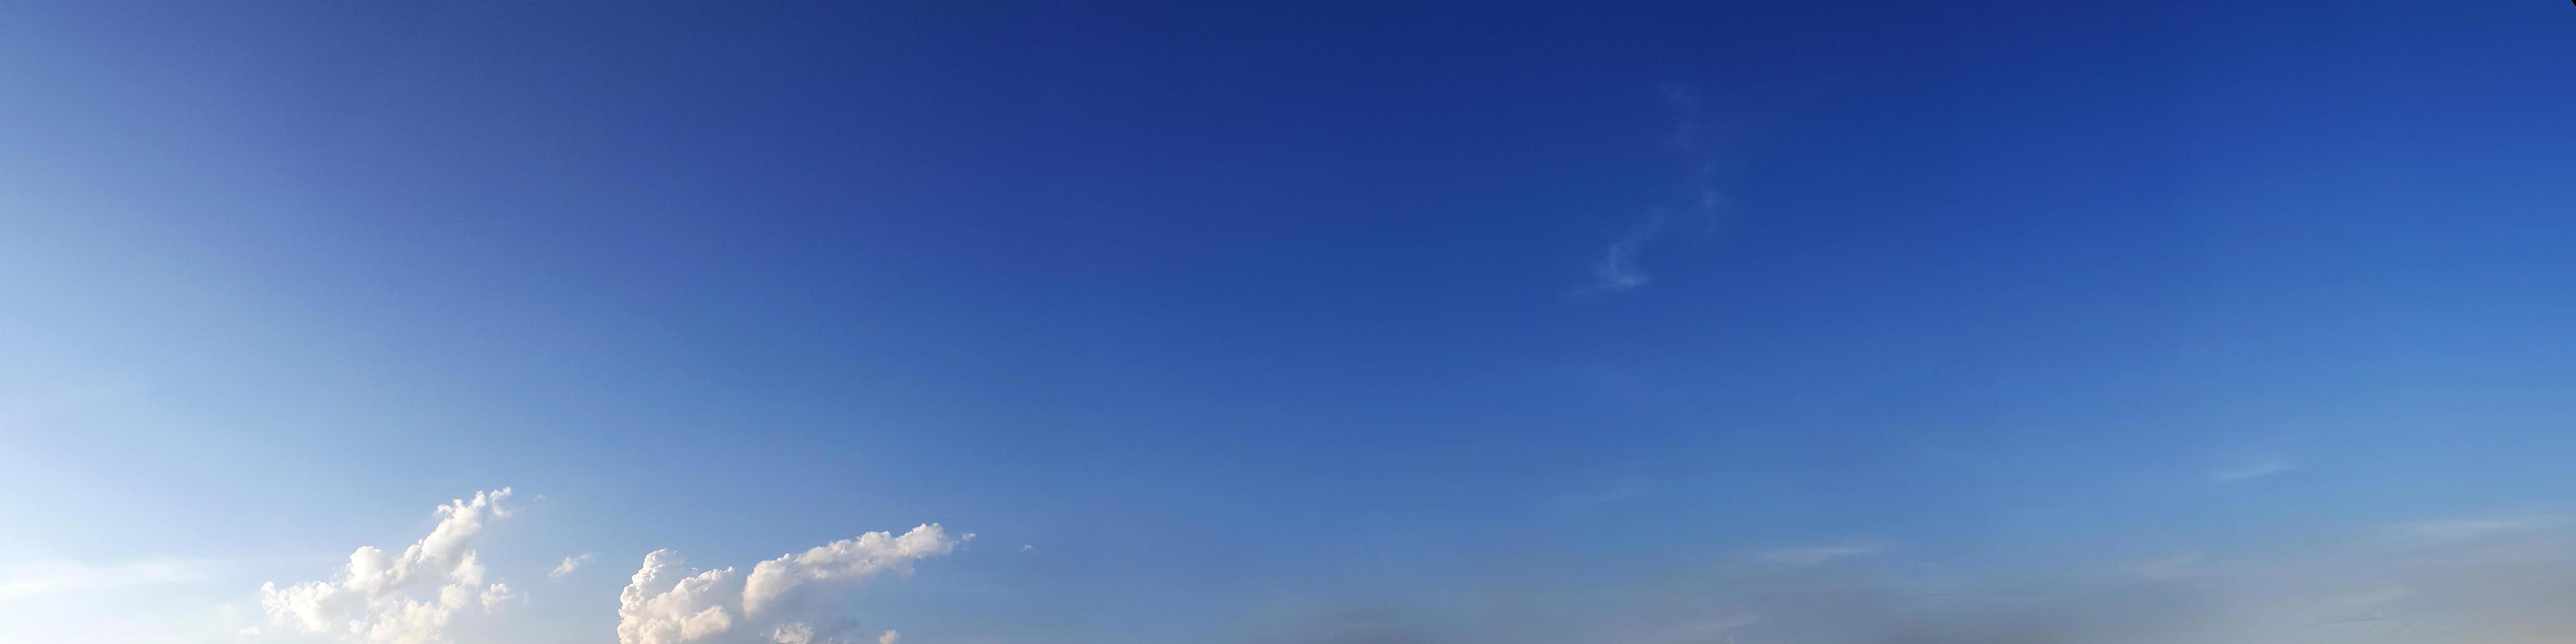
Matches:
[[4, 1, 2574, 643]]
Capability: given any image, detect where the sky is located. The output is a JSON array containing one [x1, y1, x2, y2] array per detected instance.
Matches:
[[3, 1, 2573, 643]]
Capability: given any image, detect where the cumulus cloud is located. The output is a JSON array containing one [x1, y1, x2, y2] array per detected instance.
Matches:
[[256, 488, 519, 644], [618, 524, 968, 644], [480, 582, 516, 609], [618, 549, 740, 644], [771, 624, 816, 644], [553, 554, 597, 579], [877, 630, 899, 644]]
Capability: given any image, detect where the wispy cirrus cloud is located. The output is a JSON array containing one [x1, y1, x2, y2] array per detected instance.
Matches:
[[1580, 85, 1729, 296], [2207, 458, 2292, 482], [2372, 514, 2566, 549], [1590, 218, 1663, 293]]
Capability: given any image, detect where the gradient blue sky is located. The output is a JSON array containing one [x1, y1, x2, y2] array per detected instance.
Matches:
[[5, 1, 2574, 643]]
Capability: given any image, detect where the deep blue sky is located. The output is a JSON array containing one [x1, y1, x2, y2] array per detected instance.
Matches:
[[4, 2, 2573, 643]]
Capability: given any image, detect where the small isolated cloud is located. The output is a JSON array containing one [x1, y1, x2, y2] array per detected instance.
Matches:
[[878, 630, 899, 644], [1020, 545, 1034, 552], [2207, 459, 2292, 482], [257, 488, 519, 644], [1750, 543, 1885, 566], [1590, 218, 1661, 293], [552, 554, 596, 580], [618, 524, 968, 644]]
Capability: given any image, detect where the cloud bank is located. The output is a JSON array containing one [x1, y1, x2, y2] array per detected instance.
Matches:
[[257, 488, 519, 644], [618, 524, 968, 644], [248, 490, 970, 644]]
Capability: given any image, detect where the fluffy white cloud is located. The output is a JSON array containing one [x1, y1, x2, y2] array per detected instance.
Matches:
[[617, 524, 966, 644], [480, 582, 516, 609], [552, 554, 596, 579], [771, 623, 817, 644], [616, 550, 740, 644], [876, 630, 899, 644], [743, 524, 965, 618], [257, 488, 518, 644]]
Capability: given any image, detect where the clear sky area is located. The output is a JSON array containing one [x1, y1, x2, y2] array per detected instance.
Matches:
[[4, 1, 2573, 643]]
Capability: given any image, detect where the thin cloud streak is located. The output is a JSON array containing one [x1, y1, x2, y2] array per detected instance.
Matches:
[[2373, 514, 2566, 549], [551, 554, 595, 580], [2207, 459, 2292, 482], [1579, 85, 1728, 296]]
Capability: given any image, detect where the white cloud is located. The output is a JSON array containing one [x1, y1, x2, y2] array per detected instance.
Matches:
[[618, 524, 968, 644], [257, 488, 519, 644], [2207, 459, 2292, 482], [744, 524, 966, 618], [877, 630, 899, 644], [769, 623, 815, 643], [616, 549, 740, 644], [552, 554, 597, 580]]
